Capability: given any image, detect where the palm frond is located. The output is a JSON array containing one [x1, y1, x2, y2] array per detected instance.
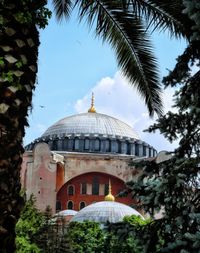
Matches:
[[76, 0, 163, 116], [124, 0, 189, 39], [52, 0, 72, 21]]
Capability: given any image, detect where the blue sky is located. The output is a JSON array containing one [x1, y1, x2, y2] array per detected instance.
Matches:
[[24, 6, 186, 152]]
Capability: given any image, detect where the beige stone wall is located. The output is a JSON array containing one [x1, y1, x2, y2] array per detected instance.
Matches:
[[62, 152, 138, 183], [22, 144, 139, 214]]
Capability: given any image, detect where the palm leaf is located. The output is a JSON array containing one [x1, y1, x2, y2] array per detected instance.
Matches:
[[76, 0, 163, 116], [124, 0, 187, 38], [52, 0, 72, 20]]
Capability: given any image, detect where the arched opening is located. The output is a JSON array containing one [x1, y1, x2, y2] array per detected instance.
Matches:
[[56, 200, 61, 211], [92, 176, 99, 195], [94, 139, 100, 151], [74, 138, 79, 150], [105, 139, 110, 152], [67, 185, 75, 195], [67, 200, 74, 210], [84, 138, 90, 150], [81, 182, 87, 195], [79, 201, 86, 210]]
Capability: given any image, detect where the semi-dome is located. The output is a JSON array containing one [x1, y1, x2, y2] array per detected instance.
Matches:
[[71, 201, 144, 223], [42, 112, 139, 140]]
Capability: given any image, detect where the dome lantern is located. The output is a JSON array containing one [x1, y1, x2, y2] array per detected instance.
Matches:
[[88, 93, 96, 113], [105, 179, 115, 202]]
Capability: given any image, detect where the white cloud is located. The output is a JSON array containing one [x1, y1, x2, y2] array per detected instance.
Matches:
[[74, 72, 179, 152]]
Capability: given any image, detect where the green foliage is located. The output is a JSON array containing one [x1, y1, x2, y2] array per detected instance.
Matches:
[[34, 206, 73, 253], [15, 195, 45, 253], [67, 221, 105, 253], [125, 6, 200, 251], [106, 215, 152, 253], [123, 215, 151, 226]]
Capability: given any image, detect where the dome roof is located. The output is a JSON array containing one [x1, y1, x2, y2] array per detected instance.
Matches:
[[71, 201, 143, 223], [54, 210, 78, 217], [42, 112, 139, 140]]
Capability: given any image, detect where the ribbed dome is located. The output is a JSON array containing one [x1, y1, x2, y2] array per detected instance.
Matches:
[[42, 112, 139, 140], [71, 201, 143, 223]]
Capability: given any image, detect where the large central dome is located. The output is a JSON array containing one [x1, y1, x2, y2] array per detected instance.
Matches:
[[42, 112, 139, 140], [25, 95, 157, 157]]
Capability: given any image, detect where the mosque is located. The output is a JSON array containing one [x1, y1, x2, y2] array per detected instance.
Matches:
[[21, 94, 157, 215]]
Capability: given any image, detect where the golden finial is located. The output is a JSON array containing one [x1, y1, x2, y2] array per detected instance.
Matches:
[[88, 93, 96, 113], [105, 179, 115, 202]]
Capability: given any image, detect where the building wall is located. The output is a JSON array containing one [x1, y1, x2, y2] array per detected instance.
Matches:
[[21, 143, 58, 212], [57, 172, 136, 211], [63, 152, 139, 183], [21, 143, 139, 214]]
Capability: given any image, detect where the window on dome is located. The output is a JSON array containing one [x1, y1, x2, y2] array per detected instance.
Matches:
[[116, 141, 119, 153], [68, 185, 74, 195], [84, 139, 90, 150], [143, 146, 147, 156], [112, 141, 119, 153], [149, 148, 151, 157], [67, 201, 73, 210], [56, 200, 61, 211], [79, 201, 86, 210], [123, 142, 128, 154], [74, 138, 79, 150], [135, 144, 139, 156], [81, 182, 87, 195], [52, 140, 57, 150], [105, 140, 110, 152], [94, 139, 100, 151], [68, 139, 73, 149], [92, 176, 99, 195]]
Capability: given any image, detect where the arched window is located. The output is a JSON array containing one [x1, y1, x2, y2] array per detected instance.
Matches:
[[92, 176, 99, 195], [94, 139, 100, 151], [143, 145, 147, 156], [74, 138, 79, 150], [135, 143, 139, 156], [56, 200, 61, 211], [105, 140, 110, 152], [84, 138, 90, 150], [67, 200, 73, 210], [67, 185, 75, 195], [79, 201, 86, 210], [68, 139, 73, 149], [112, 141, 118, 153], [81, 182, 87, 195], [52, 140, 57, 150]]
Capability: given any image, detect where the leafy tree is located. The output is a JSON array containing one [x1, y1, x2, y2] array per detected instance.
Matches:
[[0, 0, 193, 251], [124, 4, 200, 252], [106, 215, 151, 253], [35, 207, 73, 253], [67, 221, 105, 253], [15, 195, 45, 253]]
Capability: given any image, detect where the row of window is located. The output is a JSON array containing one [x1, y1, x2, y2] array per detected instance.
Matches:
[[56, 200, 86, 211], [67, 181, 109, 196], [51, 138, 125, 153], [26, 137, 156, 157]]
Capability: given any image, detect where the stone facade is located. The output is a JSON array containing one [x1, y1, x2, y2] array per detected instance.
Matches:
[[22, 110, 157, 214]]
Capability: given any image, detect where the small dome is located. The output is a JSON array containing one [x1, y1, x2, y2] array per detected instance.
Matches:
[[54, 210, 78, 217], [71, 201, 143, 223]]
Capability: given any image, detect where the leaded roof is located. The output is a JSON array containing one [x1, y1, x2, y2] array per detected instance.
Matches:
[[71, 201, 143, 223], [42, 112, 139, 140]]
